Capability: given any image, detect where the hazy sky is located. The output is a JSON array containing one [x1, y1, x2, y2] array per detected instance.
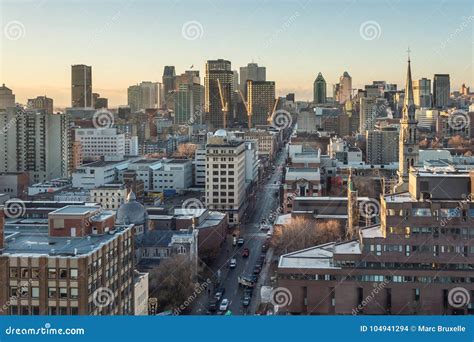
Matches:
[[1, 0, 473, 108]]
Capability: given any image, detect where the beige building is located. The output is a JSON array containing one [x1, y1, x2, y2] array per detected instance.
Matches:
[[243, 130, 277, 160], [366, 127, 399, 165], [27, 96, 54, 114], [90, 184, 128, 210], [205, 130, 246, 226], [0, 84, 15, 110]]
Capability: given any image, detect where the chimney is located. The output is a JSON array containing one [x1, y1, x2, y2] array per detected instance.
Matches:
[[0, 206, 4, 249]]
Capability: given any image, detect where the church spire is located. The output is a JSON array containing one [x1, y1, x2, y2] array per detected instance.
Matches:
[[403, 47, 415, 121]]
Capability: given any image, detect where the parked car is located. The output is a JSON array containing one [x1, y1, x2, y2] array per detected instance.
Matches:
[[229, 258, 237, 268], [208, 300, 218, 311], [261, 244, 268, 252], [215, 288, 225, 301], [232, 237, 237, 246], [219, 299, 229, 311], [242, 247, 250, 257], [244, 288, 253, 297], [237, 238, 245, 246], [253, 265, 261, 274], [242, 296, 251, 307]]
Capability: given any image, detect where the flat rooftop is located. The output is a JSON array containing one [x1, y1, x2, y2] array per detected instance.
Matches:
[[3, 224, 132, 257], [50, 205, 100, 215]]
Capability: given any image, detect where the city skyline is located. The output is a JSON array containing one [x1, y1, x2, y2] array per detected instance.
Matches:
[[1, 0, 472, 107]]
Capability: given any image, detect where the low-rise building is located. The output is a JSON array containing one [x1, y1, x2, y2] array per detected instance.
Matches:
[[90, 184, 128, 210]]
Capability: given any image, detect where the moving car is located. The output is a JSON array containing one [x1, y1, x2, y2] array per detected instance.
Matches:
[[237, 238, 245, 246], [232, 237, 237, 246], [242, 247, 250, 257], [242, 296, 251, 307], [219, 299, 229, 311], [215, 288, 225, 301], [208, 300, 218, 312], [229, 258, 237, 268], [244, 288, 253, 297], [238, 276, 256, 288]]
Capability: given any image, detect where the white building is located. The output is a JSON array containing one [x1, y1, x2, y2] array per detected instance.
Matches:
[[75, 128, 128, 161], [194, 147, 206, 187], [133, 272, 149, 316], [127, 159, 162, 192], [244, 140, 259, 184], [28, 179, 71, 196], [90, 183, 128, 210], [415, 109, 439, 130], [72, 159, 130, 189], [205, 130, 247, 226], [152, 159, 193, 192]]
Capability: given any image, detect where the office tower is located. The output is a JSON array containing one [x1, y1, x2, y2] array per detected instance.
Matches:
[[95, 97, 108, 109], [313, 73, 327, 104], [27, 96, 54, 114], [127, 82, 161, 112], [413, 78, 431, 108], [71, 64, 92, 108], [365, 84, 381, 99], [162, 66, 176, 110], [433, 74, 450, 108], [239, 63, 266, 95], [174, 84, 194, 125], [338, 71, 352, 104], [175, 70, 202, 114], [0, 108, 70, 183], [205, 131, 246, 226], [366, 127, 399, 164], [395, 56, 419, 192], [359, 97, 376, 133], [74, 127, 129, 161], [0, 84, 15, 110], [204, 59, 233, 129], [415, 109, 439, 130], [247, 80, 275, 127], [232, 70, 239, 93], [0, 205, 137, 315]]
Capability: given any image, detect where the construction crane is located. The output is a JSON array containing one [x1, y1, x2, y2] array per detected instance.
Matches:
[[238, 90, 251, 129], [268, 97, 279, 125], [216, 78, 229, 129]]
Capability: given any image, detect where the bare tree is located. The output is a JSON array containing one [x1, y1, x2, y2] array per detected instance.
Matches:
[[272, 217, 343, 254], [148, 255, 196, 313], [173, 143, 198, 159]]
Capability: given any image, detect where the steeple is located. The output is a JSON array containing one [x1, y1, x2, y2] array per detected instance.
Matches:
[[403, 47, 415, 122]]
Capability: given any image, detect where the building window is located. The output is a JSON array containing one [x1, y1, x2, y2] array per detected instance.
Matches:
[[9, 268, 18, 278], [70, 269, 78, 279], [48, 288, 57, 298], [48, 268, 57, 279], [32, 287, 39, 298], [59, 288, 68, 299]]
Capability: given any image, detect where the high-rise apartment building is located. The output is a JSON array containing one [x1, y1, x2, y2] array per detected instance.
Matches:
[[433, 74, 450, 108], [205, 131, 246, 226], [204, 59, 233, 129], [27, 96, 54, 114], [313, 73, 327, 104], [0, 107, 70, 183], [174, 71, 202, 125], [71, 64, 92, 108], [0, 84, 15, 110], [338, 71, 352, 104], [366, 127, 399, 164], [247, 80, 275, 127], [412, 78, 431, 108]]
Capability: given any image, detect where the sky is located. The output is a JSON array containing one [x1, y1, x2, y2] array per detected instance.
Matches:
[[0, 0, 473, 108]]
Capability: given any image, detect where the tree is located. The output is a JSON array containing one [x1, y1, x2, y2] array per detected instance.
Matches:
[[148, 255, 196, 313], [173, 143, 198, 158], [448, 135, 469, 148], [272, 217, 343, 254]]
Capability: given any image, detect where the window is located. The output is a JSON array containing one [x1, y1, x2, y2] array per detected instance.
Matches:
[[59, 288, 68, 299], [32, 287, 39, 298], [20, 268, 29, 278], [70, 269, 78, 280], [31, 268, 39, 279], [9, 268, 18, 278], [48, 268, 57, 279], [48, 287, 57, 298], [59, 269, 68, 279]]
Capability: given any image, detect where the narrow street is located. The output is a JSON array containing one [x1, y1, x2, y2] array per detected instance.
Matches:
[[191, 143, 287, 315]]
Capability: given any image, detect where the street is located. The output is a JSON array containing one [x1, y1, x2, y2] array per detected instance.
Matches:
[[191, 143, 288, 315]]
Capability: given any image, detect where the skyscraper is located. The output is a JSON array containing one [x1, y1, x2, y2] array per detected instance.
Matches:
[[162, 66, 176, 110], [71, 64, 92, 108], [395, 56, 419, 192], [204, 59, 233, 129], [27, 96, 54, 114], [247, 80, 275, 127], [239, 63, 266, 96], [127, 82, 161, 112], [433, 74, 450, 108], [174, 84, 194, 125], [0, 84, 15, 110], [313, 72, 326, 104], [412, 78, 431, 108], [338, 71, 352, 104]]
